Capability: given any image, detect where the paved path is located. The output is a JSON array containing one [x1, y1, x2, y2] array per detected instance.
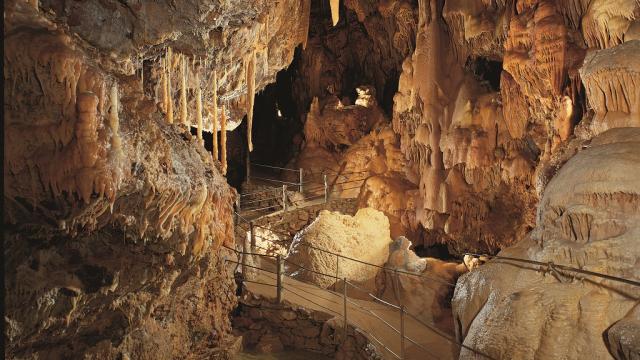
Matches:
[[240, 258, 458, 360]]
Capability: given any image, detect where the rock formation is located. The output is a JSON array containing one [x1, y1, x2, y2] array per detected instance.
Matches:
[[5, 0, 640, 358], [4, 0, 311, 358], [376, 236, 470, 328], [286, 208, 392, 289], [452, 128, 640, 360]]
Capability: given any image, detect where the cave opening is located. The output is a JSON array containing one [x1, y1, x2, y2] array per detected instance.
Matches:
[[466, 57, 503, 91], [247, 50, 303, 170], [413, 243, 458, 261]]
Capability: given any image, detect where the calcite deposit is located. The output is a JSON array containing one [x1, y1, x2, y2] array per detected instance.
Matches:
[[286, 208, 392, 289], [452, 128, 640, 360], [4, 0, 310, 358], [377, 236, 469, 327], [5, 0, 640, 358]]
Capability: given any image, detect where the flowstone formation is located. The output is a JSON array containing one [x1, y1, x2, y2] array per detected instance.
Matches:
[[389, 0, 640, 254], [4, 0, 311, 358], [281, 0, 640, 255], [290, 86, 420, 239], [452, 128, 640, 360]]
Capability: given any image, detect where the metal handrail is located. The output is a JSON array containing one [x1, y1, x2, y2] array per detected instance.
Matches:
[[465, 253, 640, 287], [251, 162, 301, 172], [226, 245, 493, 360]]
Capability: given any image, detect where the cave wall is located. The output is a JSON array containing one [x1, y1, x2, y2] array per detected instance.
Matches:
[[392, 0, 639, 254], [281, 0, 639, 255], [3, 0, 311, 358]]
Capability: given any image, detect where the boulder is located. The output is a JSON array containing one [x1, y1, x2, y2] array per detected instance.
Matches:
[[286, 208, 392, 289]]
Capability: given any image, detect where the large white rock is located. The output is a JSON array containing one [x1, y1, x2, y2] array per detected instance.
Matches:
[[286, 208, 392, 289]]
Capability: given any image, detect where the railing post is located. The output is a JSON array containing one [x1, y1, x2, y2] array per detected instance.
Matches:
[[343, 277, 348, 344], [282, 185, 287, 212], [334, 254, 339, 291], [277, 255, 284, 303], [400, 305, 406, 359], [394, 268, 402, 307], [299, 168, 304, 194], [241, 233, 247, 278], [324, 173, 328, 203], [249, 221, 256, 254], [246, 151, 251, 185]]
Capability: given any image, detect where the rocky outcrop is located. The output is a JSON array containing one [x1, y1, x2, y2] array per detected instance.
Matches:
[[290, 86, 419, 239], [4, 0, 311, 358], [387, 0, 640, 255], [376, 237, 469, 328], [578, 40, 640, 137], [286, 208, 392, 289], [452, 128, 640, 360], [36, 0, 311, 131]]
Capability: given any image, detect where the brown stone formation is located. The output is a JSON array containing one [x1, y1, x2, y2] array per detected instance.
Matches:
[[34, 0, 311, 132], [388, 0, 639, 255], [278, 0, 639, 257], [3, 0, 308, 358], [452, 128, 640, 359], [5, 0, 640, 358]]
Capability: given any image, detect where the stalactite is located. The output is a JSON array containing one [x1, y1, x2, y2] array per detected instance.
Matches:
[[330, 0, 340, 26], [140, 59, 144, 92], [299, 0, 312, 49], [263, 21, 269, 74], [109, 84, 122, 155], [212, 69, 219, 162], [161, 57, 168, 114], [220, 103, 227, 175], [166, 47, 174, 124], [246, 50, 256, 152], [196, 72, 203, 143], [180, 54, 188, 125]]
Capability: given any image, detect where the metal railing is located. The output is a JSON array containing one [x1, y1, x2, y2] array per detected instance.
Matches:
[[222, 245, 495, 359]]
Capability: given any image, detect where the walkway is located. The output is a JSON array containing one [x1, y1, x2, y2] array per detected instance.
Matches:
[[232, 256, 458, 360]]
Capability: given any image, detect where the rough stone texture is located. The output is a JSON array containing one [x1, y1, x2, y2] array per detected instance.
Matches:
[[452, 128, 640, 360], [375, 237, 469, 329], [287, 208, 392, 289], [3, 0, 309, 358], [282, 0, 640, 258], [578, 40, 640, 137], [289, 88, 419, 239], [36, 0, 312, 131], [233, 294, 382, 359]]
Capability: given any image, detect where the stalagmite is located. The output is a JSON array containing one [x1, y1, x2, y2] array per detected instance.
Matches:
[[166, 48, 174, 124], [180, 54, 188, 125], [195, 72, 203, 143], [220, 104, 227, 175], [330, 0, 340, 26], [212, 69, 219, 161], [246, 50, 256, 152]]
